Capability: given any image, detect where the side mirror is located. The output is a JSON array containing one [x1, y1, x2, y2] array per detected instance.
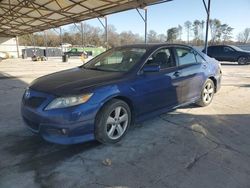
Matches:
[[143, 64, 160, 73]]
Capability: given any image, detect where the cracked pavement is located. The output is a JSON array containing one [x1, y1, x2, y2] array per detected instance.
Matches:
[[0, 59, 250, 188]]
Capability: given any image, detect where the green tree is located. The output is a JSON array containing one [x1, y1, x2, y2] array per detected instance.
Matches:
[[178, 25, 183, 41], [167, 27, 178, 43], [209, 19, 221, 43], [192, 20, 201, 42]]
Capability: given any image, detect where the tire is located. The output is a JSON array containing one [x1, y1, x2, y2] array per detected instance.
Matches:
[[237, 56, 248, 65], [196, 79, 215, 107], [95, 99, 131, 144]]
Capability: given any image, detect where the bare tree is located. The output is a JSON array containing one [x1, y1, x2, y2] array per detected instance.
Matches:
[[237, 28, 250, 43], [178, 25, 183, 41], [209, 19, 221, 43], [220, 24, 234, 43], [184, 21, 192, 43], [107, 25, 120, 47], [119, 31, 143, 45], [200, 20, 205, 40], [158, 34, 167, 42], [148, 30, 158, 43]]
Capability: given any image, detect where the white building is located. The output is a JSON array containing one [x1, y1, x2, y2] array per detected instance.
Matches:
[[0, 37, 19, 58]]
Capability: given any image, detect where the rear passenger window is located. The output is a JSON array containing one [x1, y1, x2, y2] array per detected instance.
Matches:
[[176, 48, 197, 66]]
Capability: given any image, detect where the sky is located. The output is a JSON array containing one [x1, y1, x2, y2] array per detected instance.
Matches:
[[79, 0, 250, 41]]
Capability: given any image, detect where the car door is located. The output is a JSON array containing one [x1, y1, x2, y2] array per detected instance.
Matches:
[[174, 47, 206, 104], [211, 46, 223, 60], [131, 47, 182, 115], [221, 46, 237, 61]]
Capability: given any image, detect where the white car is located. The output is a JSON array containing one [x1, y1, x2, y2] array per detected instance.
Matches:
[[0, 52, 7, 62]]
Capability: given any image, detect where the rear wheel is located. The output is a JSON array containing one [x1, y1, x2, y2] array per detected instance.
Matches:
[[196, 79, 215, 107], [95, 99, 131, 144], [238, 56, 248, 65]]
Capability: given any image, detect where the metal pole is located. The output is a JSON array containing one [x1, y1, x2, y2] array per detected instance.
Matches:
[[81, 22, 84, 48], [15, 36, 20, 58], [32, 34, 36, 56], [60, 27, 63, 55], [204, 0, 211, 54], [144, 7, 147, 44], [136, 8, 147, 44], [44, 30, 48, 59], [105, 16, 108, 49]]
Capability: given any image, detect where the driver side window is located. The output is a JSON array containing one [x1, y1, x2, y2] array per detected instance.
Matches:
[[146, 48, 176, 69]]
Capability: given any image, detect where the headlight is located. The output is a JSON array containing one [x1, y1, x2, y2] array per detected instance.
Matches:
[[45, 93, 93, 110]]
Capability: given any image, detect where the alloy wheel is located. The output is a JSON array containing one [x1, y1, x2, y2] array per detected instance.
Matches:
[[203, 82, 214, 104], [238, 57, 247, 65], [106, 106, 129, 140]]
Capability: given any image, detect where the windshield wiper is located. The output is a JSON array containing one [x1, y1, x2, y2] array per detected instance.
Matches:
[[83, 67, 101, 71]]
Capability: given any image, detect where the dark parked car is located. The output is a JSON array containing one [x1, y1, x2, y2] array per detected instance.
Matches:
[[64, 48, 87, 57], [21, 44, 222, 145], [204, 45, 250, 65]]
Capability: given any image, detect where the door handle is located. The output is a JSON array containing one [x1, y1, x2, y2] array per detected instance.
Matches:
[[202, 64, 207, 69], [173, 71, 180, 77]]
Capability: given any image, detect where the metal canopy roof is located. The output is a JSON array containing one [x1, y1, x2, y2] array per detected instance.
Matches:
[[0, 0, 171, 37]]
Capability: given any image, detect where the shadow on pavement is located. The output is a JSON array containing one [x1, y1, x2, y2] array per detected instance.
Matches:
[[239, 84, 250, 88]]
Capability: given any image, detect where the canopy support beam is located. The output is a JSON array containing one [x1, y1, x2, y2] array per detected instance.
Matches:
[[97, 17, 108, 48], [15, 36, 20, 58], [136, 8, 148, 44], [203, 0, 211, 54], [44, 30, 48, 59]]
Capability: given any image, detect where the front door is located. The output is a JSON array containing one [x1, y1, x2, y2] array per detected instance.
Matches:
[[131, 47, 182, 115], [221, 46, 237, 61]]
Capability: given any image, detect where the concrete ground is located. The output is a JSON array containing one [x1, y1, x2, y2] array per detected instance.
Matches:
[[0, 58, 250, 188]]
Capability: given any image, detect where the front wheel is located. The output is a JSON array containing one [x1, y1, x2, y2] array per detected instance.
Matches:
[[95, 99, 131, 144], [238, 57, 248, 65], [196, 79, 215, 107]]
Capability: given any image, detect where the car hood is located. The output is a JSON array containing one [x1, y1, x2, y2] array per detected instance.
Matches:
[[30, 67, 125, 96]]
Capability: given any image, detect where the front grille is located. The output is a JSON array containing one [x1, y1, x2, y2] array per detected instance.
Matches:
[[23, 96, 46, 108], [23, 117, 39, 131]]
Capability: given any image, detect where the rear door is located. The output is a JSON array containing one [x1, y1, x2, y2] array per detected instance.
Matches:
[[174, 47, 206, 104]]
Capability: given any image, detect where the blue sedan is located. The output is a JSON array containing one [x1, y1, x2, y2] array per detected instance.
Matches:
[[21, 44, 222, 145]]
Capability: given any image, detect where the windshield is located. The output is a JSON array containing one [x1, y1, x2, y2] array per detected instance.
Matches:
[[83, 47, 147, 72]]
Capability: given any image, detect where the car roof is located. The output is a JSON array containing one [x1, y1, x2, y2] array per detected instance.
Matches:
[[208, 45, 234, 48], [115, 43, 194, 49]]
